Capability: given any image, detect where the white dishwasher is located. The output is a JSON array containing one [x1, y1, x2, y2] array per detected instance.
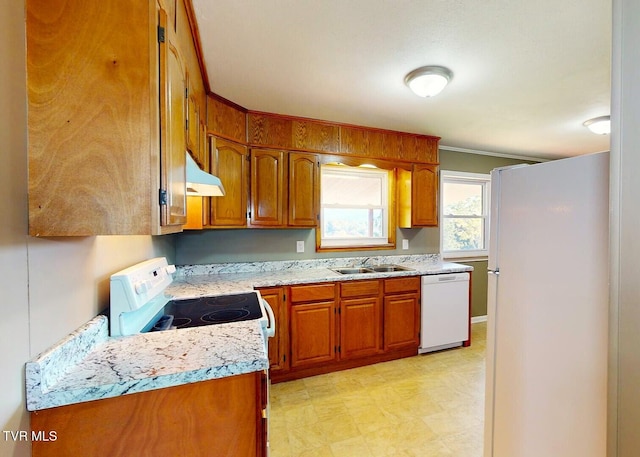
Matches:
[[419, 272, 470, 353]]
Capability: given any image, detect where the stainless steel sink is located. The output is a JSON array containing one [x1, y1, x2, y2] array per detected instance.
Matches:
[[369, 264, 414, 272], [331, 264, 414, 274], [331, 267, 375, 274]]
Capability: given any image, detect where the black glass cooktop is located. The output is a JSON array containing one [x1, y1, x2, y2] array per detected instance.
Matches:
[[160, 292, 262, 329]]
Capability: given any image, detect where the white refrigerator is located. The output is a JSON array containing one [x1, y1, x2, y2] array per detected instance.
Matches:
[[484, 152, 608, 457]]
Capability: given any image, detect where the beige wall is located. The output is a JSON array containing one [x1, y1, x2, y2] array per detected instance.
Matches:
[[0, 2, 175, 455]]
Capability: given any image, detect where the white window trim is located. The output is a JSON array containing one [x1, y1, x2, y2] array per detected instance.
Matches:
[[320, 166, 390, 248], [440, 170, 491, 259]]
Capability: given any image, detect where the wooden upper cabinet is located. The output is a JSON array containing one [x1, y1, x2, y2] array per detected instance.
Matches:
[[398, 164, 439, 228], [206, 95, 247, 144], [160, 17, 188, 228], [26, 0, 188, 235], [209, 137, 248, 227], [288, 152, 319, 227], [411, 164, 439, 226], [248, 113, 339, 153], [186, 72, 200, 160], [248, 113, 293, 149], [292, 120, 339, 152], [250, 149, 286, 226]]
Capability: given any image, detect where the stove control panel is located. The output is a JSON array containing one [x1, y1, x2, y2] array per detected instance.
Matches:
[[110, 257, 175, 336]]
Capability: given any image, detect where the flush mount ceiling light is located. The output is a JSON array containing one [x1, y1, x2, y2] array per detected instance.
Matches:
[[405, 65, 453, 97], [583, 115, 611, 135]]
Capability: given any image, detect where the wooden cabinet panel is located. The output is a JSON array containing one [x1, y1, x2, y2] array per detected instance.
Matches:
[[340, 126, 369, 155], [383, 131, 403, 160], [26, 0, 186, 235], [250, 149, 286, 226], [398, 164, 438, 228], [186, 72, 199, 158], [288, 152, 319, 226], [248, 113, 293, 148], [384, 293, 420, 351], [210, 137, 248, 227], [290, 301, 337, 368], [340, 296, 382, 359], [207, 95, 247, 143], [412, 164, 438, 226], [290, 283, 336, 303], [159, 7, 188, 228], [292, 120, 340, 152], [340, 280, 380, 298], [384, 277, 420, 294], [31, 373, 265, 457], [258, 287, 288, 373]]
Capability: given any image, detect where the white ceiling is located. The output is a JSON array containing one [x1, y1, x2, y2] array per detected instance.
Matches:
[[192, 0, 611, 161]]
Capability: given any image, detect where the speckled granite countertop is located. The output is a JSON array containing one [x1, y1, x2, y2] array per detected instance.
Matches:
[[25, 316, 268, 411], [168, 254, 473, 298], [26, 254, 471, 411]]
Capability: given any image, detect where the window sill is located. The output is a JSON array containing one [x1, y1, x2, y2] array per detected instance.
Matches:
[[317, 243, 396, 253]]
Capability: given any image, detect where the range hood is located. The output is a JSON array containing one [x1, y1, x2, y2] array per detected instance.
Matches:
[[185, 152, 225, 196]]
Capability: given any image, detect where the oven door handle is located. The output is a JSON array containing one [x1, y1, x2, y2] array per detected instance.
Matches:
[[262, 299, 276, 338]]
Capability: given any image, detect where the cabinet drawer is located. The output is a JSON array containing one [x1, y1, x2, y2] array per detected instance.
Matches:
[[340, 280, 380, 298], [290, 283, 335, 303], [384, 277, 420, 294]]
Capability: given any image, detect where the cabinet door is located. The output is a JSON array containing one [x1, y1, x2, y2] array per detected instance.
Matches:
[[384, 293, 420, 351], [288, 152, 319, 227], [31, 373, 264, 457], [250, 149, 286, 226], [186, 72, 199, 157], [340, 296, 382, 359], [411, 164, 438, 226], [290, 301, 336, 368], [258, 288, 288, 373], [159, 10, 187, 227], [210, 137, 248, 227]]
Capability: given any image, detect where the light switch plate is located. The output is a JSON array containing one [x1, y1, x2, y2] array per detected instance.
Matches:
[[402, 239, 409, 250], [296, 241, 305, 253]]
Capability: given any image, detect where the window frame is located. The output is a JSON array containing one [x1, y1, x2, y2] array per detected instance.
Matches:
[[440, 170, 491, 259], [318, 164, 394, 250]]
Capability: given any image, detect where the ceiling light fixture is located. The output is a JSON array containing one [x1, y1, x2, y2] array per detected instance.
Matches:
[[405, 66, 453, 97], [583, 115, 611, 135]]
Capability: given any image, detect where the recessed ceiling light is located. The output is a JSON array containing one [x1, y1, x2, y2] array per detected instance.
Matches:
[[404, 66, 453, 97], [583, 115, 610, 135]]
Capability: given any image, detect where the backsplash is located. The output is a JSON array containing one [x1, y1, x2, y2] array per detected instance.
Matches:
[[176, 253, 441, 276]]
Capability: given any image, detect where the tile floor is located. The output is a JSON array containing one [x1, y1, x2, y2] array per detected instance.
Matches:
[[269, 322, 486, 456]]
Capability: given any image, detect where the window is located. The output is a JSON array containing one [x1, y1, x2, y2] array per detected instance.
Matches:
[[320, 165, 391, 248], [440, 170, 491, 258]]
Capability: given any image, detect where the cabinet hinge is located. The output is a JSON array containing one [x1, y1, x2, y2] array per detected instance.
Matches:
[[336, 345, 341, 353], [185, 87, 189, 99], [283, 294, 286, 302], [283, 354, 286, 362], [159, 189, 167, 206], [157, 26, 165, 43]]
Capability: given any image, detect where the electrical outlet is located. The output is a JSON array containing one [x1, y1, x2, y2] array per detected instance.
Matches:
[[296, 241, 305, 253], [402, 239, 409, 250]]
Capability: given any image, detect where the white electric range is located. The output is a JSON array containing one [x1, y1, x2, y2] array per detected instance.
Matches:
[[109, 257, 275, 343]]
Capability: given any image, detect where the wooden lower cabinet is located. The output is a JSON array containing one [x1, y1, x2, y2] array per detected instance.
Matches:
[[257, 287, 288, 373], [384, 277, 421, 351], [339, 280, 382, 360], [290, 300, 337, 368], [273, 278, 420, 383], [31, 372, 267, 457]]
